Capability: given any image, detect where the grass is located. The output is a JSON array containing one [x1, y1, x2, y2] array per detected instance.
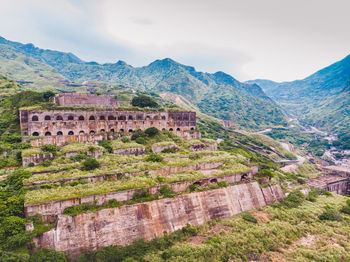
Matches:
[[61, 143, 103, 154], [152, 141, 177, 147], [110, 140, 145, 150], [21, 147, 42, 157]]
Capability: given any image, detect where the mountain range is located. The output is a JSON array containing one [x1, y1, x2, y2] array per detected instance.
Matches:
[[0, 36, 287, 130], [247, 55, 350, 136]]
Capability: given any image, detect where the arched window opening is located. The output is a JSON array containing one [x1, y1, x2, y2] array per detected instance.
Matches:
[[68, 115, 74, 121], [146, 116, 151, 120], [32, 132, 39, 136], [153, 116, 159, 120], [68, 131, 74, 135], [210, 178, 218, 183], [161, 116, 166, 120], [119, 129, 124, 132], [110, 129, 115, 133], [78, 116, 85, 121], [32, 116, 39, 121], [100, 129, 105, 133], [241, 174, 248, 180], [118, 115, 126, 120], [44, 115, 51, 121], [44, 132, 51, 136], [128, 115, 133, 120], [177, 116, 181, 121], [176, 128, 181, 131], [79, 131, 85, 135], [90, 130, 95, 135], [108, 115, 115, 120], [190, 127, 195, 131], [57, 131, 63, 135], [100, 116, 105, 120], [169, 128, 174, 131], [89, 116, 95, 121], [56, 115, 63, 121], [162, 128, 166, 131], [128, 129, 133, 133]]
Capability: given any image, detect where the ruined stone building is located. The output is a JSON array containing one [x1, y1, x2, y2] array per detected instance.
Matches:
[[20, 93, 200, 145]]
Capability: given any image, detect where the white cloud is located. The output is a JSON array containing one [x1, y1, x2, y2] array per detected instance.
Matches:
[[0, 0, 349, 81]]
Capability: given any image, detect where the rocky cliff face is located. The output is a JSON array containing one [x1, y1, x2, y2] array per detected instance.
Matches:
[[33, 181, 284, 258]]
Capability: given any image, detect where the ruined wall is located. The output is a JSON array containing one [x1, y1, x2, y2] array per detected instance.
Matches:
[[53, 94, 118, 107], [190, 142, 218, 151], [22, 153, 54, 167], [32, 182, 284, 258], [20, 110, 197, 140], [151, 145, 178, 153], [113, 147, 146, 156]]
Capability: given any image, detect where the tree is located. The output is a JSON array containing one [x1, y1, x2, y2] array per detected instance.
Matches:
[[145, 127, 159, 137], [82, 157, 100, 170], [30, 248, 68, 262], [131, 95, 159, 108]]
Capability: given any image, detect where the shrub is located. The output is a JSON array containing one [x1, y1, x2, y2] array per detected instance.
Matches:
[[121, 137, 131, 143], [70, 153, 88, 162], [28, 162, 35, 167], [29, 248, 68, 262], [42, 159, 52, 167], [82, 157, 100, 170], [131, 95, 159, 108], [100, 140, 113, 153], [242, 213, 258, 223], [41, 144, 58, 153], [159, 186, 176, 198], [283, 190, 304, 208], [145, 127, 159, 137], [135, 137, 146, 145], [189, 184, 198, 192], [217, 181, 229, 188], [146, 153, 163, 162], [131, 130, 146, 140], [346, 199, 350, 206], [341, 205, 350, 215], [319, 206, 342, 221], [161, 148, 177, 154]]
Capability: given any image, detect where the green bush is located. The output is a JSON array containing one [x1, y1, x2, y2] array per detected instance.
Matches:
[[135, 137, 146, 145], [131, 130, 146, 140], [131, 95, 159, 108], [28, 162, 35, 167], [121, 137, 131, 143], [82, 157, 100, 171], [29, 248, 68, 262], [161, 148, 177, 154], [283, 190, 305, 208], [41, 144, 58, 153], [42, 159, 52, 167], [145, 127, 159, 137], [146, 153, 163, 162], [242, 213, 258, 223], [70, 153, 88, 162], [100, 140, 113, 153], [159, 186, 176, 198], [341, 205, 350, 215], [319, 206, 342, 221], [217, 181, 229, 188]]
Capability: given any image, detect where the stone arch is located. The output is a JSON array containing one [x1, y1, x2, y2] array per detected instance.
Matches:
[[100, 116, 105, 120], [108, 115, 115, 120], [153, 115, 159, 120], [57, 131, 63, 135], [78, 115, 85, 121], [32, 132, 39, 136], [32, 115, 39, 121], [90, 130, 95, 135], [128, 115, 133, 120], [100, 129, 105, 133], [128, 129, 133, 133], [44, 131, 51, 136], [44, 115, 51, 121], [118, 115, 126, 120], [161, 116, 166, 120], [89, 116, 95, 120], [176, 128, 181, 131], [146, 115, 151, 120], [79, 130, 85, 135], [162, 128, 166, 131], [190, 127, 195, 131], [110, 129, 115, 133], [192, 181, 201, 187], [169, 128, 174, 131], [210, 178, 218, 183], [68, 115, 74, 121], [177, 115, 181, 121], [56, 115, 63, 121], [68, 131, 74, 135], [241, 174, 248, 180]]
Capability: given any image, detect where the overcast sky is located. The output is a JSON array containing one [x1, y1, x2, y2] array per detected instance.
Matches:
[[0, 0, 349, 81]]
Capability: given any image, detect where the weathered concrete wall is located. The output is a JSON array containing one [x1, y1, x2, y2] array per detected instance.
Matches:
[[190, 142, 217, 151], [322, 166, 350, 178], [32, 182, 284, 258], [151, 145, 178, 154], [113, 147, 145, 156], [22, 153, 54, 167], [307, 175, 350, 195], [25, 162, 225, 188], [25, 172, 253, 219], [66, 150, 104, 159], [54, 94, 119, 107]]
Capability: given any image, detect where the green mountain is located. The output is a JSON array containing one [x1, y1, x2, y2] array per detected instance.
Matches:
[[247, 55, 350, 137], [0, 36, 287, 130]]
